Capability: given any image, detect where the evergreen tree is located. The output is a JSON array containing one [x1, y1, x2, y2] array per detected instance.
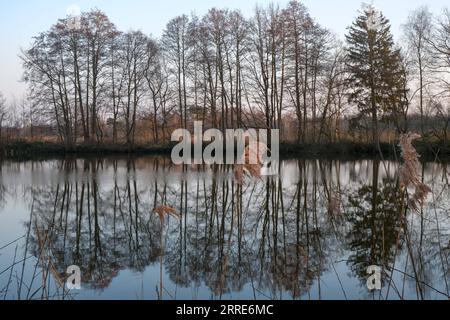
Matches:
[[346, 5, 407, 145]]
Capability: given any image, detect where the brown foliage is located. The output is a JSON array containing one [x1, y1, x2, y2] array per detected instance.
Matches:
[[328, 194, 342, 217], [234, 139, 268, 184]]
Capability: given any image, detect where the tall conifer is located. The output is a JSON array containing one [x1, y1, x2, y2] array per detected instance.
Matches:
[[346, 5, 406, 144]]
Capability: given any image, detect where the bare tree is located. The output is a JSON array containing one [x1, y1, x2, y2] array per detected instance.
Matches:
[[283, 1, 312, 142], [430, 100, 450, 143], [248, 4, 286, 132], [107, 30, 124, 144], [119, 31, 155, 148], [429, 10, 450, 100], [403, 6, 433, 135], [318, 44, 347, 142], [228, 10, 249, 129], [22, 22, 77, 147], [84, 11, 118, 143], [22, 10, 118, 148], [17, 1, 450, 149], [162, 15, 190, 129], [145, 44, 172, 142]]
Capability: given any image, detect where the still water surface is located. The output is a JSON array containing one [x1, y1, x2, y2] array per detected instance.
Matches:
[[0, 157, 449, 300]]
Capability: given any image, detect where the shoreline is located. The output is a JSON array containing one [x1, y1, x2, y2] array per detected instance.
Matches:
[[1, 140, 449, 162]]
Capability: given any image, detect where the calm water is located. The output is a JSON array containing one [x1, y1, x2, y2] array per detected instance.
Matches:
[[0, 157, 449, 300]]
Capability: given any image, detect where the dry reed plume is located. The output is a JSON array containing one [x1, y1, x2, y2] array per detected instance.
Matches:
[[328, 194, 343, 217], [34, 222, 66, 294], [398, 133, 432, 212], [234, 139, 269, 184]]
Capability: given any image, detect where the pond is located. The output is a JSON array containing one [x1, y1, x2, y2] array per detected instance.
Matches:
[[0, 157, 449, 300]]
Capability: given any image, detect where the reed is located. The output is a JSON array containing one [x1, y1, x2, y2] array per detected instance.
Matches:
[[398, 133, 432, 212], [153, 205, 181, 222]]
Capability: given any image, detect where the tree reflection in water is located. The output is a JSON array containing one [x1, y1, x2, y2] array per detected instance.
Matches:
[[0, 157, 448, 300]]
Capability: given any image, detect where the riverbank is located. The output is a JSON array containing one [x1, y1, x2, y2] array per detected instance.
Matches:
[[0, 139, 449, 161]]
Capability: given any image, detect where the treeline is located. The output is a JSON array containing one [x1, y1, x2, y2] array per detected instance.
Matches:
[[2, 158, 448, 298], [0, 1, 449, 149]]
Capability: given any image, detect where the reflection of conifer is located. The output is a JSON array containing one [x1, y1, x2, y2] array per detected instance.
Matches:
[[398, 133, 432, 212], [347, 178, 404, 283]]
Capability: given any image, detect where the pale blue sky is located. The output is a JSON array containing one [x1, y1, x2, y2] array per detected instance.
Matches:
[[0, 0, 448, 100]]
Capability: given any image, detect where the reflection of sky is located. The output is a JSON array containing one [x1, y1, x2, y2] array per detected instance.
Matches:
[[0, 158, 415, 187], [0, 158, 449, 300], [71, 261, 363, 300]]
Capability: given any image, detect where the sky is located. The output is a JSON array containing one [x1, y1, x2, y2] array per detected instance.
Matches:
[[0, 0, 449, 102]]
